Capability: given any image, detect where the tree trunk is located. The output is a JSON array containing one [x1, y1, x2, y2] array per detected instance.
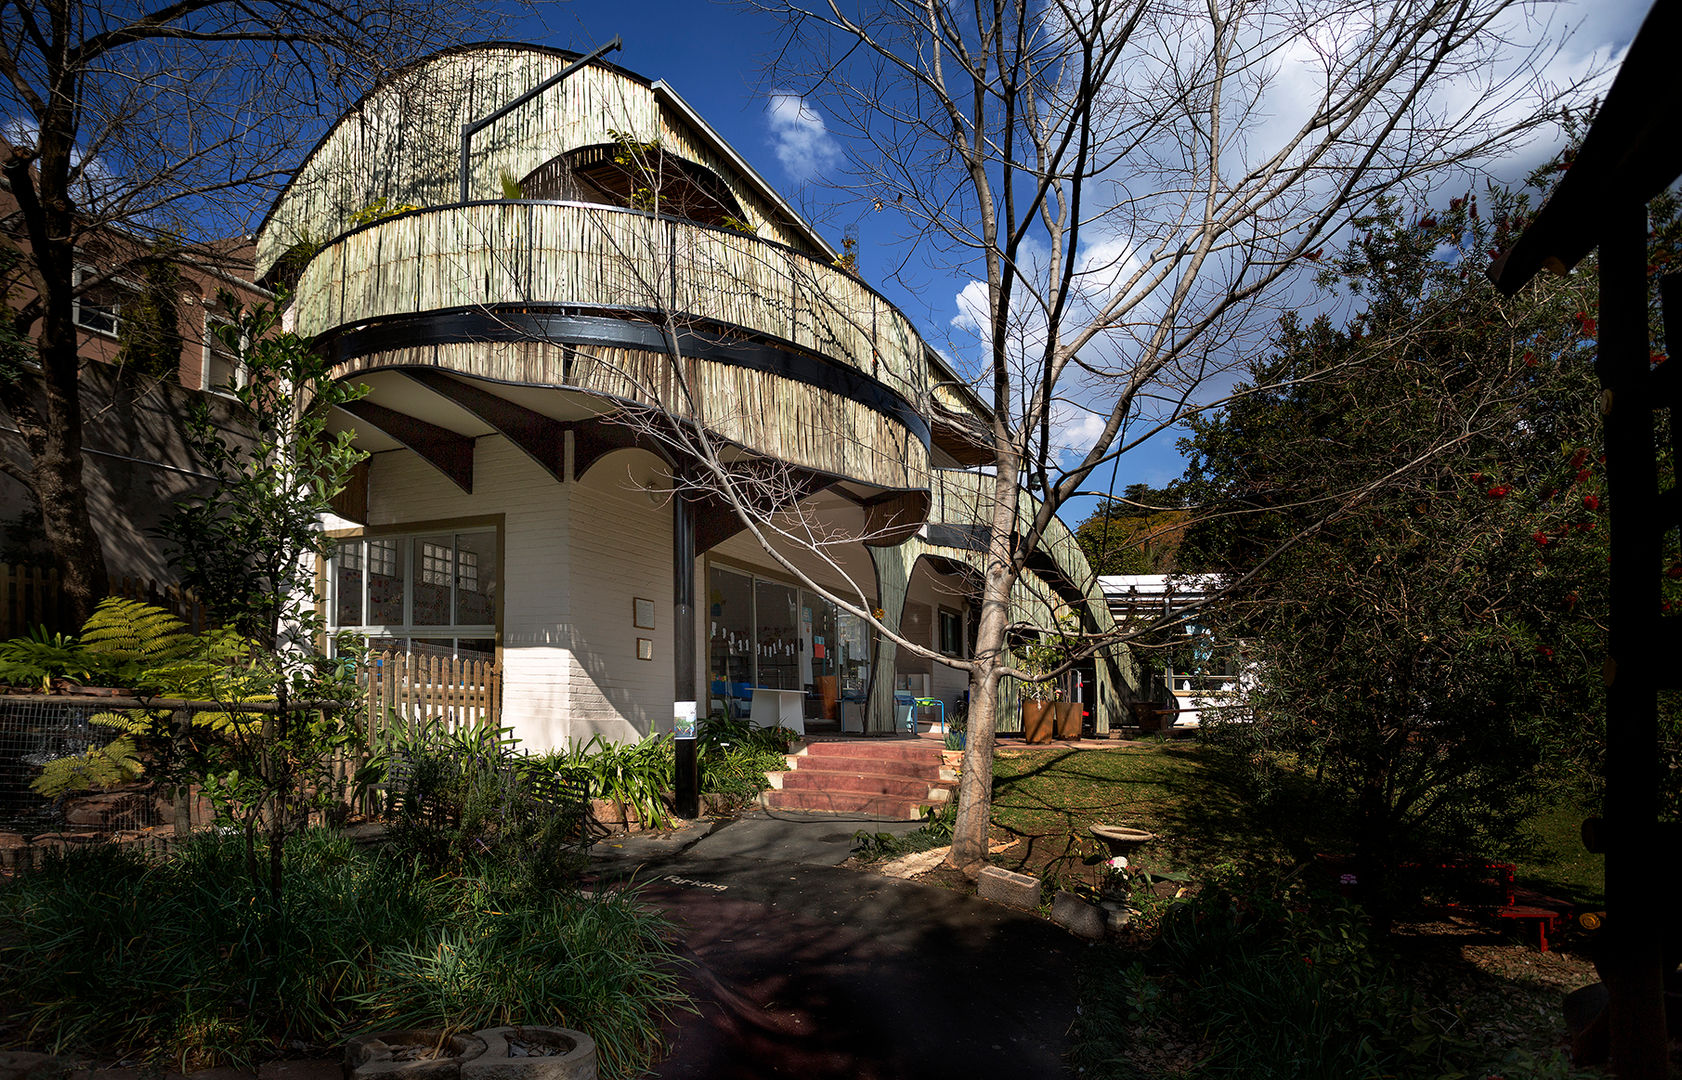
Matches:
[[948, 458, 1024, 876], [1, 153, 110, 629]]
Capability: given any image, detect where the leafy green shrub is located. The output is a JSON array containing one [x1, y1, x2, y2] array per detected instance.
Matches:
[[380, 735, 589, 892], [350, 876, 687, 1077], [531, 734, 675, 830], [0, 830, 685, 1078], [696, 716, 796, 807]]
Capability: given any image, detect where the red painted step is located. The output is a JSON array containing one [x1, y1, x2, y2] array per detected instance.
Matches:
[[762, 739, 950, 820], [760, 788, 925, 818], [802, 739, 937, 762], [780, 770, 941, 799], [789, 753, 942, 781]]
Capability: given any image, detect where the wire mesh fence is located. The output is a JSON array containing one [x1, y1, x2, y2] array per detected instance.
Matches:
[[0, 693, 353, 877]]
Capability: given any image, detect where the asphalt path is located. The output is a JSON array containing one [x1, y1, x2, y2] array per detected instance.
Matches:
[[586, 812, 1080, 1080]]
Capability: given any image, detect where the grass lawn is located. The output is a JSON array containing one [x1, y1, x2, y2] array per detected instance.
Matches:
[[987, 737, 1602, 905]]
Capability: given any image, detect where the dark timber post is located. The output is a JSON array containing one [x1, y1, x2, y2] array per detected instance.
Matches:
[[673, 487, 699, 817], [1598, 199, 1669, 1079]]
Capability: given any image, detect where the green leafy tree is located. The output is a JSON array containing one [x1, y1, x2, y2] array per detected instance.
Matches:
[[1075, 483, 1189, 575], [1176, 178, 1659, 905], [158, 299, 370, 898], [115, 246, 185, 380]]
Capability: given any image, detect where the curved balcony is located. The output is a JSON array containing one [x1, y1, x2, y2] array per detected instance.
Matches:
[[292, 200, 931, 494], [924, 468, 1118, 636]]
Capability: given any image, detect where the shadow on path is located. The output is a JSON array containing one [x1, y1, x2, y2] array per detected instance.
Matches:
[[590, 814, 1078, 1079]]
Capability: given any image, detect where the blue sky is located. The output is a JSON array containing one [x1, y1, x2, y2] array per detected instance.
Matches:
[[511, 0, 1652, 529]]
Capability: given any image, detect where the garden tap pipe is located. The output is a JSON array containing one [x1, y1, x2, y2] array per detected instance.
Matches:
[[459, 37, 624, 203]]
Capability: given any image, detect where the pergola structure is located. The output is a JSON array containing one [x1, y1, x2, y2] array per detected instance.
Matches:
[[1490, 1, 1682, 1073]]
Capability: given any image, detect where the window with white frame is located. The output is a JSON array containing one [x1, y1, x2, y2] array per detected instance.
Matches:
[[202, 312, 247, 394], [329, 528, 498, 661], [74, 267, 135, 337]]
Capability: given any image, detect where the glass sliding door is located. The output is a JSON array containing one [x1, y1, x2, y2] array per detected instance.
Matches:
[[754, 580, 799, 690], [804, 590, 839, 721], [837, 610, 872, 724], [707, 567, 754, 718]]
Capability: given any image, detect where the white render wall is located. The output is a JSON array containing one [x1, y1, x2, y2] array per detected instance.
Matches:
[[363, 434, 676, 750]]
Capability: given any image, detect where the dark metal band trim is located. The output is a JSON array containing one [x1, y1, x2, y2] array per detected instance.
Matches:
[[320, 306, 932, 447]]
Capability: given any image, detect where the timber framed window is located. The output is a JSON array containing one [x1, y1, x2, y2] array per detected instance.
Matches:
[[938, 606, 965, 658], [328, 527, 498, 661]]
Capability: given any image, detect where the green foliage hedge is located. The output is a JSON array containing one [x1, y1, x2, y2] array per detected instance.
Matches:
[[0, 831, 687, 1078]]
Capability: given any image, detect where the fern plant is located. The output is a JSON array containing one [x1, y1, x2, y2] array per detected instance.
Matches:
[[0, 627, 89, 689], [24, 599, 270, 798]]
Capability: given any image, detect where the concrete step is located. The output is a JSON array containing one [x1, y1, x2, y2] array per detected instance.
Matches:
[[787, 752, 942, 781], [760, 788, 928, 819], [780, 769, 945, 799]]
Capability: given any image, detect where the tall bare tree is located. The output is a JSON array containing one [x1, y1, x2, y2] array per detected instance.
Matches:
[[742, 0, 1582, 873], [0, 0, 512, 623]]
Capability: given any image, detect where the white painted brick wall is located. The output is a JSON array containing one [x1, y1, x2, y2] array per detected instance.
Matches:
[[363, 437, 678, 751], [567, 454, 672, 744]]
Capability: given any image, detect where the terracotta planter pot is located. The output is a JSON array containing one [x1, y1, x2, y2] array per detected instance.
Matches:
[[1022, 699, 1056, 744], [1054, 701, 1081, 740]]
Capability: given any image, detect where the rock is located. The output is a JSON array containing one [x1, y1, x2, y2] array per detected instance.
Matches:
[[878, 846, 950, 879], [1050, 891, 1107, 940], [0, 832, 28, 850], [978, 865, 1041, 910], [0, 1051, 80, 1080], [1100, 899, 1134, 933]]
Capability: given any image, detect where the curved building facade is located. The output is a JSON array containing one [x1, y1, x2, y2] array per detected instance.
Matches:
[[262, 44, 1138, 747]]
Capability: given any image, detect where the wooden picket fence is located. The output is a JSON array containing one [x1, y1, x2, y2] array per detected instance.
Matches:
[[360, 650, 501, 748], [0, 562, 209, 638]]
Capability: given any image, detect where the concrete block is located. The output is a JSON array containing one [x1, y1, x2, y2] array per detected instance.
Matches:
[[1050, 891, 1106, 940], [978, 865, 1041, 910], [466, 1028, 596, 1080]]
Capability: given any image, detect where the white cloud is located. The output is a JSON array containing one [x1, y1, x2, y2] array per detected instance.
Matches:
[[951, 278, 992, 333], [1052, 404, 1109, 458], [766, 94, 842, 180]]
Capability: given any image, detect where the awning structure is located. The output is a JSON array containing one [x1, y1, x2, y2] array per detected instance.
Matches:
[[1489, 2, 1681, 1074]]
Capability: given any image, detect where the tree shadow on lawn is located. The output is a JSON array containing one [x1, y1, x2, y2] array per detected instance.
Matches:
[[988, 743, 1353, 888]]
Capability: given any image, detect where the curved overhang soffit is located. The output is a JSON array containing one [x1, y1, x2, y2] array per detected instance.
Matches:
[[336, 360, 923, 552], [335, 398, 475, 494], [321, 308, 932, 452]]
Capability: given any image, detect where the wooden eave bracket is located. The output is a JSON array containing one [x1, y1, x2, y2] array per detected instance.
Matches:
[[399, 369, 566, 483], [337, 399, 474, 494]]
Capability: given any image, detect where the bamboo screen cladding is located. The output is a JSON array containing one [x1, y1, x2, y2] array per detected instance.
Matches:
[[929, 469, 1116, 635], [259, 47, 817, 278], [293, 202, 922, 401]]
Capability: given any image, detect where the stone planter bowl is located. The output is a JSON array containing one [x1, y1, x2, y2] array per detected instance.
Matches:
[[1089, 825, 1156, 857], [466, 1027, 597, 1080], [343, 1030, 487, 1080]]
